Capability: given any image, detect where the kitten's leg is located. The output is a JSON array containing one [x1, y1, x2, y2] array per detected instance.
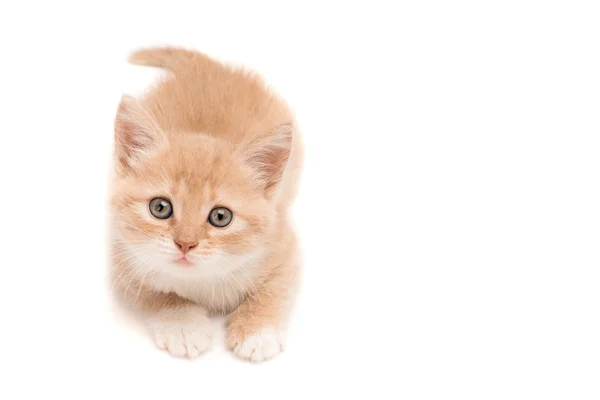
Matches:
[[124, 282, 214, 359], [226, 261, 298, 362]]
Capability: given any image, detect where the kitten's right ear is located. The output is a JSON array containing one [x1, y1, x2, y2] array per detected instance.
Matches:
[[114, 95, 165, 173]]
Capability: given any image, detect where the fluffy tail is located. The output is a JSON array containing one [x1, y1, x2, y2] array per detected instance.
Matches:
[[128, 47, 201, 71]]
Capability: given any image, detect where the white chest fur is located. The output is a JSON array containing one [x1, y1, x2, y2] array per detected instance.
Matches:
[[148, 258, 262, 314]]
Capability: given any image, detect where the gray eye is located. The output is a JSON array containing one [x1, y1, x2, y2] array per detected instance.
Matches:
[[149, 197, 173, 219], [208, 207, 233, 227]]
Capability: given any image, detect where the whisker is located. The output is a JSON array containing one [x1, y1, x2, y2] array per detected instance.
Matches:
[[136, 267, 153, 302], [110, 245, 154, 260], [221, 274, 234, 309], [111, 239, 153, 244], [201, 275, 210, 306], [208, 277, 216, 310], [124, 252, 155, 300], [223, 269, 248, 312], [219, 257, 263, 306], [111, 248, 154, 290], [108, 245, 154, 272], [217, 275, 226, 315], [112, 267, 136, 291], [187, 252, 215, 260], [110, 251, 143, 275]]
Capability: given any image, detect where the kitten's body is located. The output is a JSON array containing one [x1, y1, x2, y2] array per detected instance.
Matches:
[[110, 48, 302, 362]]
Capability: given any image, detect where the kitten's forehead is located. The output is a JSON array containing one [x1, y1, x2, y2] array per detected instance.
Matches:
[[174, 178, 215, 205], [137, 134, 233, 186], [168, 134, 243, 180]]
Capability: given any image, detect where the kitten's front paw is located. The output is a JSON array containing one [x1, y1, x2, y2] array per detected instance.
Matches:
[[148, 306, 213, 359], [228, 327, 284, 363]]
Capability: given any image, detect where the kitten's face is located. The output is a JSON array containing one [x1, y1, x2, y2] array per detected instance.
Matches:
[[111, 96, 291, 279], [113, 136, 267, 278]]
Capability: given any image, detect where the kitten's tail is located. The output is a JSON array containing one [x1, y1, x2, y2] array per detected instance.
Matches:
[[128, 47, 204, 72]]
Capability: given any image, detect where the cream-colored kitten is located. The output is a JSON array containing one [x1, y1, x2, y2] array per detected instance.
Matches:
[[110, 47, 302, 362]]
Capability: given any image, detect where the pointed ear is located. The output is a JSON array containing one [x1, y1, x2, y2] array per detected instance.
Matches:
[[243, 124, 293, 195], [114, 95, 165, 172]]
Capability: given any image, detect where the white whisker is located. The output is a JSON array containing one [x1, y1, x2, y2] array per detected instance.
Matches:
[[219, 256, 263, 306], [136, 267, 153, 302], [124, 252, 155, 300], [111, 248, 155, 290], [110, 244, 154, 260]]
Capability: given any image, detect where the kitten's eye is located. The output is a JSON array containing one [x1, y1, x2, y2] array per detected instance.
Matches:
[[149, 197, 173, 219], [208, 207, 233, 227]]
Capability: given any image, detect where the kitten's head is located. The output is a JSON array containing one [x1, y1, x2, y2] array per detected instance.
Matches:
[[110, 96, 291, 278]]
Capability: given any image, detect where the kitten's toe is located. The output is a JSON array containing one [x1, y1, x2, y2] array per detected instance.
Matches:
[[230, 327, 284, 363], [149, 306, 213, 359], [153, 324, 212, 358]]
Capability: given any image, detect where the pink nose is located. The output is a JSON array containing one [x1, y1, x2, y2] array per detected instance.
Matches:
[[174, 240, 198, 254]]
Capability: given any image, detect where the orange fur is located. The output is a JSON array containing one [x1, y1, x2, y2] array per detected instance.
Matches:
[[110, 47, 302, 362]]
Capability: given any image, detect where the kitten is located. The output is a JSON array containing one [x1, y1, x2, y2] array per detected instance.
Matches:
[[110, 47, 302, 362]]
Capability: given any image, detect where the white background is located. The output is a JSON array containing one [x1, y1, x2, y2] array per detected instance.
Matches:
[[0, 1, 598, 399]]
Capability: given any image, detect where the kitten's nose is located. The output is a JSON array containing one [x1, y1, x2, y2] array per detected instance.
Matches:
[[174, 239, 198, 254]]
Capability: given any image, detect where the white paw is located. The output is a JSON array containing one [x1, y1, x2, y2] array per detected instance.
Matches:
[[148, 306, 213, 359], [233, 327, 284, 362]]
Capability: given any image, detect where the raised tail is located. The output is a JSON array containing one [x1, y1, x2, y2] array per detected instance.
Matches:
[[128, 47, 202, 71]]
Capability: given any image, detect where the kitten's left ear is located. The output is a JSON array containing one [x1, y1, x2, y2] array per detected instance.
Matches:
[[242, 124, 293, 195], [114, 95, 165, 173]]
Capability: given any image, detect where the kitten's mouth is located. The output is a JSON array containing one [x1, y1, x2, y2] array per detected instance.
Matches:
[[174, 256, 194, 267]]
